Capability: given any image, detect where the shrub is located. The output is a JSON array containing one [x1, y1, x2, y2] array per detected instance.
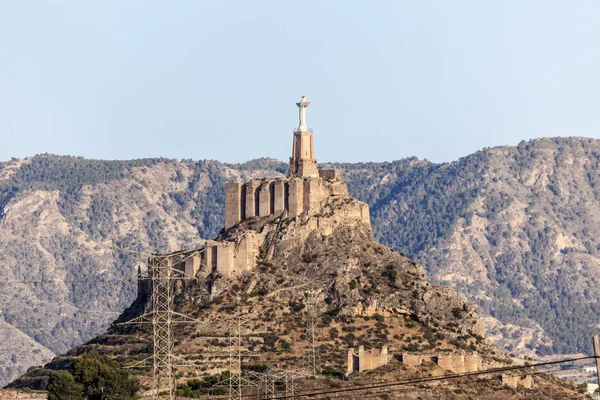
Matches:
[[47, 371, 83, 400], [382, 265, 397, 283], [321, 366, 345, 379], [73, 351, 139, 400]]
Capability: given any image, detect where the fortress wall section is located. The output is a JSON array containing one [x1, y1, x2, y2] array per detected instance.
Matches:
[[358, 345, 388, 372], [205, 243, 218, 272], [224, 174, 355, 229], [464, 353, 481, 372], [436, 354, 465, 374], [347, 350, 359, 375], [259, 180, 274, 217], [402, 354, 423, 367], [303, 179, 313, 214], [347, 346, 389, 374], [225, 182, 242, 229], [216, 242, 235, 276], [185, 254, 201, 278], [245, 180, 261, 219], [288, 178, 304, 217], [501, 375, 533, 389], [273, 179, 286, 214], [304, 178, 330, 214], [235, 233, 264, 273]]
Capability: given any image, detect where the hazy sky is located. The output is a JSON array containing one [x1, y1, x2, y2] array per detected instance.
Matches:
[[1, 1, 599, 164]]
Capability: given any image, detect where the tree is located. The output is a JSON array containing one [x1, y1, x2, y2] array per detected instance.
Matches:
[[47, 371, 83, 400], [73, 351, 139, 400]]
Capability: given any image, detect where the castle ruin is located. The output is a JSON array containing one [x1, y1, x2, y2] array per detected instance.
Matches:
[[139, 96, 369, 295], [224, 96, 347, 229]]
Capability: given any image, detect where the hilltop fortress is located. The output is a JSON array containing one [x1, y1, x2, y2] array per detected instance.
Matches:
[[140, 97, 370, 290], [224, 96, 356, 229]]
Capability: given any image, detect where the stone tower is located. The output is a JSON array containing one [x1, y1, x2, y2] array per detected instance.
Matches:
[[288, 96, 318, 177]]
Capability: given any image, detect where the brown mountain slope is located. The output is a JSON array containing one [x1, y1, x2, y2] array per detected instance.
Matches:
[[0, 156, 283, 386], [9, 178, 583, 399], [1, 137, 600, 385], [341, 137, 600, 356]]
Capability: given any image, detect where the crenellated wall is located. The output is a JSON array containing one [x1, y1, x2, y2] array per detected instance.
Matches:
[[225, 170, 347, 229]]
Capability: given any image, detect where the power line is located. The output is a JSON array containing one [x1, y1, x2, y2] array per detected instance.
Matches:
[[0, 278, 140, 284], [263, 355, 597, 399]]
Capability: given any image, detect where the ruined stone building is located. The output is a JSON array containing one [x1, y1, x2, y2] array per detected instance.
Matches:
[[139, 96, 370, 295], [224, 95, 347, 230]]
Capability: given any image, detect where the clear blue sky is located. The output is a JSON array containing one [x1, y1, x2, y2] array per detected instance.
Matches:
[[1, 1, 599, 164]]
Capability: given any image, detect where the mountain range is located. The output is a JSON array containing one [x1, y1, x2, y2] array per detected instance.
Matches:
[[1, 136, 599, 387]]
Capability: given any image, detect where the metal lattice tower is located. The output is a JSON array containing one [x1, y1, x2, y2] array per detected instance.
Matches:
[[259, 369, 304, 400], [261, 372, 276, 399], [150, 255, 176, 400], [303, 292, 319, 377], [228, 317, 243, 400], [284, 372, 295, 399], [119, 249, 205, 400]]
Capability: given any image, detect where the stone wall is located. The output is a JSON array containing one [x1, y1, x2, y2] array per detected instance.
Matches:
[[436, 354, 466, 374], [203, 233, 264, 278], [138, 233, 265, 298], [225, 173, 346, 229], [400, 352, 482, 374], [501, 374, 533, 389], [347, 346, 389, 374], [402, 353, 423, 367]]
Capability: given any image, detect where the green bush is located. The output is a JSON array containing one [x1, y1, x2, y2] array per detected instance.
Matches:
[[73, 351, 139, 400], [47, 371, 83, 400]]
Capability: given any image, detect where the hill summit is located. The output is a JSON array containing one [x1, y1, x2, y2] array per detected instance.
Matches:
[[8, 98, 585, 399]]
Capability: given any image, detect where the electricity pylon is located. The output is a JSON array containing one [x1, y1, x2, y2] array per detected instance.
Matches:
[[228, 317, 243, 400], [303, 291, 320, 377], [259, 368, 307, 400], [149, 254, 176, 399], [120, 249, 205, 400]]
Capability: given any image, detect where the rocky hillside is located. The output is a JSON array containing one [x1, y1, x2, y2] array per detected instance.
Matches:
[[340, 137, 600, 357], [8, 178, 582, 399], [0, 156, 284, 386], [1, 137, 599, 386]]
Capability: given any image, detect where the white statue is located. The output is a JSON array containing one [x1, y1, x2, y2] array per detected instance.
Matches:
[[296, 96, 310, 127]]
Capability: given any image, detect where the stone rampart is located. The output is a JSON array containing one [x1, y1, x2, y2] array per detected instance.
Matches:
[[437, 354, 465, 374], [501, 374, 533, 389], [402, 353, 423, 367], [225, 172, 347, 229], [203, 233, 264, 278], [400, 352, 482, 374], [347, 346, 389, 374]]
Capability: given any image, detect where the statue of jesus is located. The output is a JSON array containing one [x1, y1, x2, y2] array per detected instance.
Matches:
[[296, 96, 310, 127]]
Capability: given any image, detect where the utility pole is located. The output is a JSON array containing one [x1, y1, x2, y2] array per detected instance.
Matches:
[[594, 335, 600, 391]]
